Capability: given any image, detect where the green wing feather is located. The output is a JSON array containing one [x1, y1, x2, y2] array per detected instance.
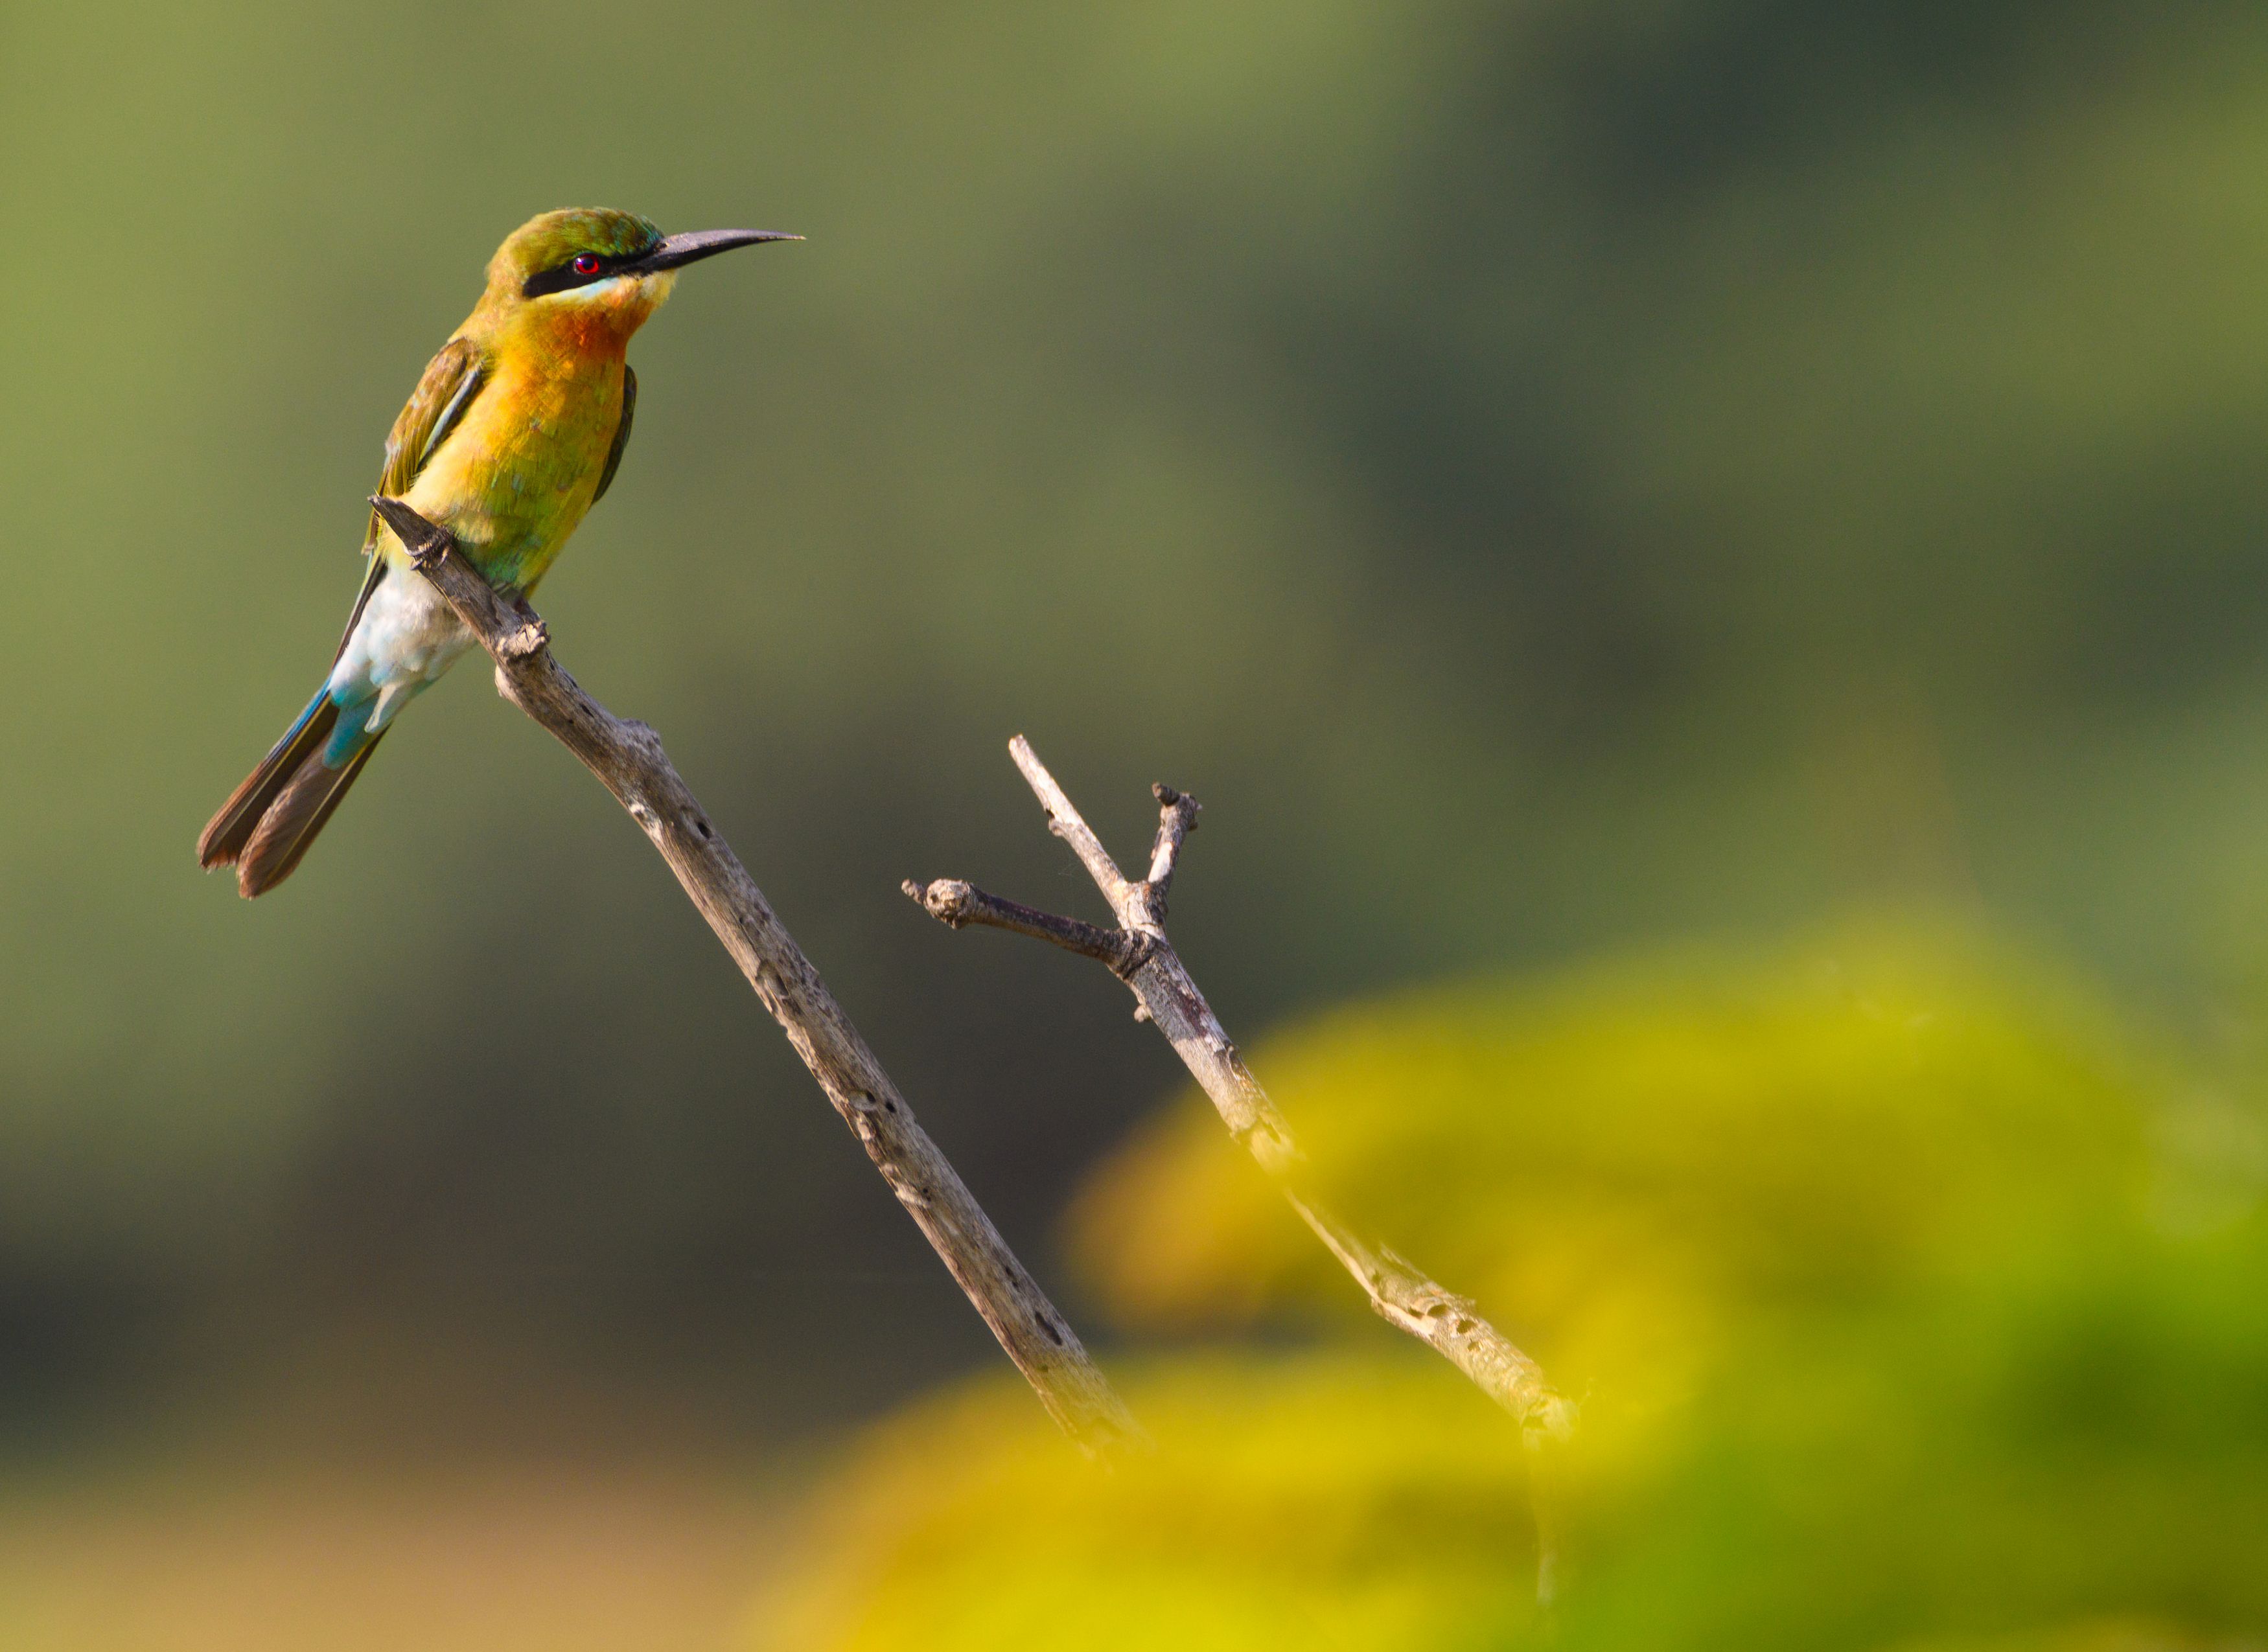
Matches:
[[336, 336, 489, 661], [594, 365, 636, 505]]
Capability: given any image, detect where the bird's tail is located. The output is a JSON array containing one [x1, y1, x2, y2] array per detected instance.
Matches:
[[198, 686, 388, 898]]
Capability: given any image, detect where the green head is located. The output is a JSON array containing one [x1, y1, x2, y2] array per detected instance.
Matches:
[[481, 207, 797, 332]]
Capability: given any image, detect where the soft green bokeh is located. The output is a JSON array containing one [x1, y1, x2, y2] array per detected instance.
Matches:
[[7, 1, 2268, 1636], [765, 932, 2268, 1648], [1071, 925, 2168, 1421]]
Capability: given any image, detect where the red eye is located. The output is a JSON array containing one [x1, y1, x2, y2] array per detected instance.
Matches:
[[572, 253, 603, 277]]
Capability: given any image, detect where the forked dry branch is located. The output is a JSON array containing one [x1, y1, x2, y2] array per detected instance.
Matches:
[[907, 737, 1575, 1592], [371, 496, 1142, 1458]]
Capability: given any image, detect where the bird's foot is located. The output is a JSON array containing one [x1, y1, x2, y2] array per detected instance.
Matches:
[[368, 494, 455, 569]]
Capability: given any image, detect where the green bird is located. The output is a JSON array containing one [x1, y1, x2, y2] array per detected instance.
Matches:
[[198, 207, 795, 897]]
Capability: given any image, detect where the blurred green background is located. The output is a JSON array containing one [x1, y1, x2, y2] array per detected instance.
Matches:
[[4, 0, 2268, 1644]]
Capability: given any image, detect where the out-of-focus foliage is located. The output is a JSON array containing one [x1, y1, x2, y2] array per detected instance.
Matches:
[[1566, 1218, 2268, 1650], [761, 1357, 1543, 1652], [762, 931, 2268, 1649], [1072, 926, 2166, 1423]]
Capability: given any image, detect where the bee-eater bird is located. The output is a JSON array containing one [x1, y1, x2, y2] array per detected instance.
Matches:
[[198, 207, 794, 897]]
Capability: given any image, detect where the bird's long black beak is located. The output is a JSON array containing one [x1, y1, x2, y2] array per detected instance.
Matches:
[[627, 229, 800, 275]]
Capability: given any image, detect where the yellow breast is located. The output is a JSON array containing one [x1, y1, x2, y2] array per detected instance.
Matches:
[[404, 334, 627, 588]]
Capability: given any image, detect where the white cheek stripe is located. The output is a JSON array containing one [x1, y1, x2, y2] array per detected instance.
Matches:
[[533, 272, 675, 309]]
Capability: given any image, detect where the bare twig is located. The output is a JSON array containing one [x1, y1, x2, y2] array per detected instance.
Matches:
[[371, 497, 1142, 1458], [1141, 783, 1198, 911], [903, 880, 1155, 978], [907, 736, 1577, 1487]]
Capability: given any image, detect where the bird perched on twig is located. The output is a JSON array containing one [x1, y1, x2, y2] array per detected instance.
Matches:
[[198, 207, 796, 897]]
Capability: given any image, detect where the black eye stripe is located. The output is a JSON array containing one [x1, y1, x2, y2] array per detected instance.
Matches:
[[521, 249, 643, 300]]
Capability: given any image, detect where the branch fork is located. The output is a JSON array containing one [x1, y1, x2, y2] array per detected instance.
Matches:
[[907, 737, 1575, 1446]]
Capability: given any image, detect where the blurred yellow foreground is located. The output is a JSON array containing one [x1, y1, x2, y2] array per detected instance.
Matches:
[[761, 925, 2266, 1651]]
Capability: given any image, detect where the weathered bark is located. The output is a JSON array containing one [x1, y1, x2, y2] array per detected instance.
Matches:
[[907, 736, 1577, 1561], [907, 742, 1569, 1432], [371, 496, 1142, 1458]]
